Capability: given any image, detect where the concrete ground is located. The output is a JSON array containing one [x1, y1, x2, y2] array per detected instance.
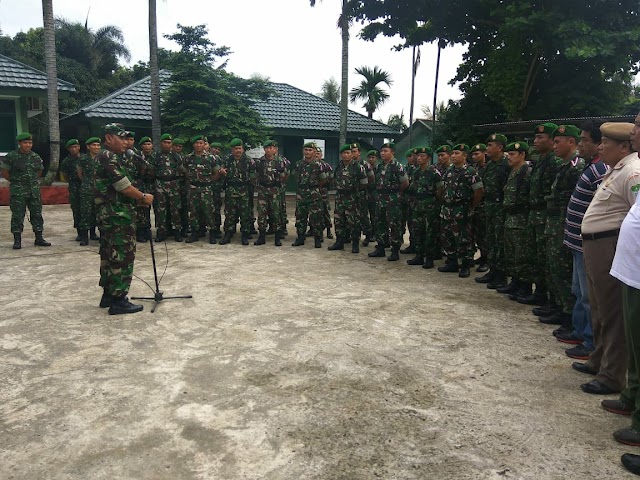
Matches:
[[0, 202, 636, 480]]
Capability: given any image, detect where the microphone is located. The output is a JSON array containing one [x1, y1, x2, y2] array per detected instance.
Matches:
[[126, 149, 144, 161]]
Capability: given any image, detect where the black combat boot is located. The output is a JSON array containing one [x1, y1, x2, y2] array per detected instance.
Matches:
[[438, 258, 459, 272], [539, 312, 565, 325], [174, 231, 183, 242], [199, 226, 207, 238], [475, 270, 495, 284], [274, 231, 283, 247], [326, 227, 334, 239], [532, 299, 558, 317], [254, 231, 266, 245], [328, 238, 345, 251], [387, 246, 400, 261], [34, 231, 51, 247], [407, 254, 424, 266], [155, 231, 166, 243], [75, 228, 81, 241], [509, 283, 532, 301], [207, 230, 216, 244], [351, 235, 360, 254], [368, 243, 386, 257], [497, 279, 519, 294], [185, 232, 199, 243], [210, 228, 221, 239], [12, 232, 21, 250], [400, 242, 416, 254], [89, 227, 99, 240], [476, 256, 489, 273], [362, 232, 372, 247], [314, 236, 322, 248], [291, 235, 305, 246], [219, 232, 232, 245], [241, 233, 250, 245], [458, 261, 471, 278], [487, 270, 508, 289], [79, 230, 89, 246], [422, 258, 435, 269], [108, 296, 144, 315], [99, 290, 113, 308], [518, 290, 547, 306]]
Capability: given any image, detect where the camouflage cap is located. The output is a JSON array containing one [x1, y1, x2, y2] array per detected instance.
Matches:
[[435, 145, 451, 154], [414, 146, 433, 156], [339, 144, 352, 153], [366, 149, 380, 158], [381, 142, 396, 150], [486, 133, 508, 145], [470, 143, 487, 153], [160, 133, 173, 141], [191, 135, 204, 144], [552, 125, 580, 139], [534, 122, 558, 136], [104, 123, 126, 137], [85, 136, 101, 145], [263, 140, 278, 147], [505, 141, 529, 153], [138, 136, 152, 145], [453, 143, 470, 153], [229, 138, 243, 148], [65, 139, 79, 148], [173, 138, 185, 146]]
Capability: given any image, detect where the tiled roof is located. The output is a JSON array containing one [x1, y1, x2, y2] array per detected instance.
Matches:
[[0, 54, 75, 92], [72, 71, 398, 136]]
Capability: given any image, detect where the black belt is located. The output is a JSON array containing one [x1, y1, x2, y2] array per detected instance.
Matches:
[[582, 229, 619, 241]]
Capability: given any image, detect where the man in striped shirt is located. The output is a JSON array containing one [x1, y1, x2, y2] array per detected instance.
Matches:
[[557, 121, 608, 361]]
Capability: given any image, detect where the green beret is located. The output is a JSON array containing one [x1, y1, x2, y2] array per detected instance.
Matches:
[[534, 123, 558, 136], [405, 149, 414, 158], [173, 138, 185, 146], [210, 142, 222, 148], [366, 150, 379, 158], [435, 145, 451, 154], [351, 143, 360, 150], [340, 144, 352, 153], [191, 135, 204, 144], [453, 143, 470, 153], [552, 124, 581, 139], [486, 133, 508, 145], [160, 133, 173, 141], [138, 136, 152, 145], [505, 141, 529, 153], [124, 130, 135, 139], [264, 140, 278, 148], [470, 143, 487, 153], [85, 137, 101, 145], [381, 142, 396, 150], [65, 139, 79, 148], [414, 146, 433, 156], [104, 123, 126, 137], [303, 141, 317, 149], [16, 132, 32, 142], [229, 138, 243, 148]]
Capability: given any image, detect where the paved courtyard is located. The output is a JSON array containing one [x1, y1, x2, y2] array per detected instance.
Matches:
[[0, 203, 635, 479]]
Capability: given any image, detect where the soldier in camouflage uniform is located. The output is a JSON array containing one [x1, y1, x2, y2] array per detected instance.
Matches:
[[292, 142, 327, 248], [498, 142, 533, 300], [219, 138, 256, 245], [400, 148, 418, 254], [438, 143, 484, 278], [154, 134, 184, 242], [135, 137, 156, 243], [470, 143, 489, 272], [476, 134, 510, 288], [276, 148, 291, 236], [77, 137, 102, 245], [352, 143, 375, 245], [254, 140, 288, 246], [0, 132, 51, 249], [364, 149, 379, 245], [433, 145, 452, 259], [209, 141, 224, 239], [61, 139, 82, 240], [328, 144, 368, 253], [406, 147, 444, 269], [540, 125, 584, 329], [314, 147, 334, 240], [172, 138, 191, 237], [94, 123, 154, 315], [368, 142, 409, 261], [518, 123, 563, 309], [184, 135, 220, 244]]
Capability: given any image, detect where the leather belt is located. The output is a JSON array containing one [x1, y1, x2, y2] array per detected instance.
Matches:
[[582, 229, 619, 241]]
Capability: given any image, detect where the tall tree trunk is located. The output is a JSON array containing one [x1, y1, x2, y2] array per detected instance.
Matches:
[[41, 0, 60, 186], [339, 0, 349, 145], [149, 0, 161, 146]]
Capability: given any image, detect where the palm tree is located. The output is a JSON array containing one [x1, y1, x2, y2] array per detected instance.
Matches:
[[318, 77, 341, 104], [349, 66, 393, 118], [310, 0, 352, 145], [41, 0, 59, 186], [149, 0, 161, 147]]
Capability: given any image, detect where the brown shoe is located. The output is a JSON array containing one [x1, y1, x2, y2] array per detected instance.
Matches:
[[602, 399, 634, 416]]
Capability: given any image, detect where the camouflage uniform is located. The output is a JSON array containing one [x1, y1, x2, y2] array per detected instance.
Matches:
[[294, 159, 327, 238], [1, 149, 45, 233], [154, 150, 184, 237], [408, 165, 444, 260], [333, 159, 368, 240], [356, 157, 375, 237], [255, 154, 288, 232], [131, 153, 154, 237], [483, 157, 510, 272], [374, 159, 408, 248], [211, 153, 224, 234], [61, 154, 82, 229], [472, 162, 489, 262], [503, 164, 532, 281], [545, 154, 584, 315], [78, 153, 98, 230], [433, 162, 450, 256], [318, 159, 333, 233], [221, 154, 255, 235], [184, 152, 217, 232], [402, 162, 418, 238], [94, 149, 137, 297], [527, 152, 563, 296], [278, 156, 291, 232], [441, 164, 483, 267], [366, 165, 378, 239]]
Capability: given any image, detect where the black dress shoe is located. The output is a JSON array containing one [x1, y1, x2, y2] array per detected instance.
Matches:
[[556, 331, 583, 344], [539, 313, 564, 325], [108, 296, 144, 315], [572, 362, 598, 375], [565, 344, 592, 360], [581, 380, 620, 395], [614, 428, 640, 446], [602, 399, 634, 416], [621, 453, 640, 475], [475, 271, 495, 283]]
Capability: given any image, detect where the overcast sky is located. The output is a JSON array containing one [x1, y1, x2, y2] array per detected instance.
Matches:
[[0, 0, 466, 125]]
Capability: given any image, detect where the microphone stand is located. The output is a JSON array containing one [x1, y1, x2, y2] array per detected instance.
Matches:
[[131, 237, 192, 313]]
